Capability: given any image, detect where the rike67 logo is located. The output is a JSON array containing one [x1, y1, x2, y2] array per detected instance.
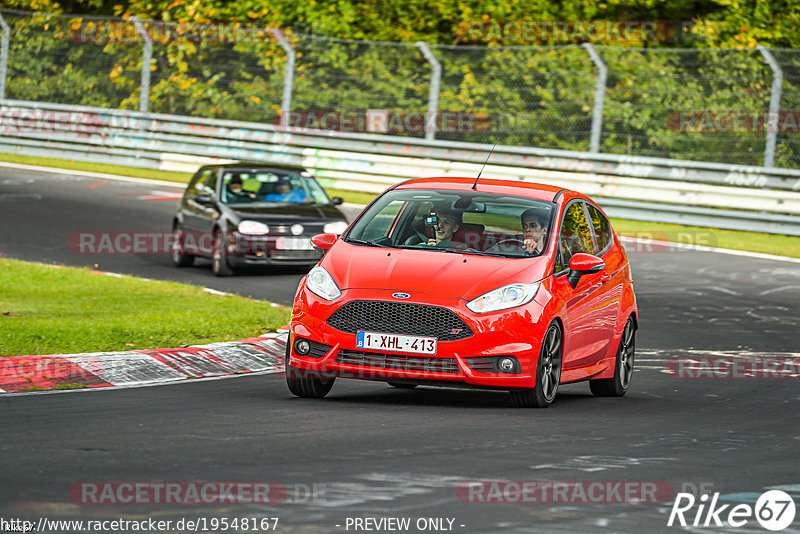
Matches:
[[668, 490, 796, 531]]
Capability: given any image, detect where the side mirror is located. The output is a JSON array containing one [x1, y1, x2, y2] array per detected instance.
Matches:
[[330, 197, 344, 206], [310, 233, 338, 251], [194, 194, 214, 206], [567, 253, 605, 289]]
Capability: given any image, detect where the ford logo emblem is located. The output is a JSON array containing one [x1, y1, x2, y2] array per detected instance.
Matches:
[[392, 292, 411, 299]]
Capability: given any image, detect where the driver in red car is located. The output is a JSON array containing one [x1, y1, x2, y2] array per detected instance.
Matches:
[[521, 208, 549, 255]]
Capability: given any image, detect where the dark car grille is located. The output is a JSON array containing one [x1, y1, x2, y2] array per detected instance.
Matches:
[[326, 301, 473, 341], [271, 224, 325, 235], [335, 349, 460, 374]]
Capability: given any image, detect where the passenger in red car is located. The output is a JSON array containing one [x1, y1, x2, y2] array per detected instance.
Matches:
[[427, 209, 463, 248]]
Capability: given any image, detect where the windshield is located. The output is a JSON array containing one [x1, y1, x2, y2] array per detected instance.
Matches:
[[220, 169, 331, 205], [345, 189, 555, 258]]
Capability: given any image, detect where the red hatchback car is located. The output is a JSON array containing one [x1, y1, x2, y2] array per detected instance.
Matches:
[[286, 177, 638, 407]]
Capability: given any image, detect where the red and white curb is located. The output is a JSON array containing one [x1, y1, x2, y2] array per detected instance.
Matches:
[[0, 331, 289, 394]]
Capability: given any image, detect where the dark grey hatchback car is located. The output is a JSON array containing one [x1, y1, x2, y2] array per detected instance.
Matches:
[[171, 163, 348, 276]]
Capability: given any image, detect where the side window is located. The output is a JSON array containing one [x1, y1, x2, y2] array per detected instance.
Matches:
[[204, 169, 219, 195], [586, 203, 611, 254], [555, 202, 594, 272], [187, 169, 212, 201], [360, 200, 406, 241]]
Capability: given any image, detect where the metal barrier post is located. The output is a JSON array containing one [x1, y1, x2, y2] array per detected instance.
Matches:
[[582, 43, 607, 154], [415, 41, 441, 141], [757, 46, 783, 168], [131, 17, 152, 114], [269, 28, 295, 129], [0, 13, 10, 101]]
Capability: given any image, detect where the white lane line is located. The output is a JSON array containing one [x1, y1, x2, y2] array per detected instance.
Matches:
[[619, 236, 800, 264], [203, 287, 233, 296], [0, 161, 187, 188], [709, 286, 742, 296], [0, 368, 282, 396], [760, 285, 800, 295]]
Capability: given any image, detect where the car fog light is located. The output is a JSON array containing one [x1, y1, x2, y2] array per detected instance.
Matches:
[[498, 357, 516, 373], [295, 339, 311, 355]]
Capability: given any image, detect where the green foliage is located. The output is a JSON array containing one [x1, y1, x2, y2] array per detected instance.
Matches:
[[0, 258, 290, 357], [3, 1, 800, 166]]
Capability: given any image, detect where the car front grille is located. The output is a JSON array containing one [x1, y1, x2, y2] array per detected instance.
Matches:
[[306, 340, 332, 359], [326, 301, 473, 341], [464, 357, 495, 372], [335, 349, 460, 374], [271, 224, 325, 235]]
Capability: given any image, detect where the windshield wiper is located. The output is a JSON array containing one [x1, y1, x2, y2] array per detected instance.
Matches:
[[345, 238, 393, 248], [441, 248, 523, 258]]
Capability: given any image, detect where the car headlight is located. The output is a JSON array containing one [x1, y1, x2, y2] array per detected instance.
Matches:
[[238, 221, 269, 235], [323, 221, 349, 235], [306, 266, 341, 300], [466, 282, 540, 313]]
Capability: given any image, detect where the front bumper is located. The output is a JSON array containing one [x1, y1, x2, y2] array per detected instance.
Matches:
[[227, 233, 323, 266], [289, 286, 548, 389]]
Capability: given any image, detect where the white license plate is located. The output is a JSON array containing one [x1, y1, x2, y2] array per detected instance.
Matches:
[[276, 237, 313, 250], [356, 331, 437, 355]]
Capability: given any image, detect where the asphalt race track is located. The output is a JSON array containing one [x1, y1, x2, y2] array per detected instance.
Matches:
[[1, 167, 799, 533]]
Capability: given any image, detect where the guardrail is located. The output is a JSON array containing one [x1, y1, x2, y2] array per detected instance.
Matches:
[[2, 99, 800, 235]]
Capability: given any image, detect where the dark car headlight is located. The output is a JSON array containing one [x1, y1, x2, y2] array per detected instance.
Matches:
[[323, 221, 348, 234], [238, 221, 270, 235]]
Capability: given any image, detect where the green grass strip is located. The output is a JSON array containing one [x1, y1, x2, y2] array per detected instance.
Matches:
[[0, 152, 796, 258], [0, 258, 290, 357]]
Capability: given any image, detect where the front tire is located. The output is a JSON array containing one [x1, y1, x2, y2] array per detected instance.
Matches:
[[171, 223, 194, 267], [212, 231, 233, 277], [285, 338, 335, 398], [590, 317, 635, 397], [509, 322, 562, 408]]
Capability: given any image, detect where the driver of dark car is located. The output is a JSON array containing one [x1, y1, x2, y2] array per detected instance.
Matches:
[[225, 175, 256, 201]]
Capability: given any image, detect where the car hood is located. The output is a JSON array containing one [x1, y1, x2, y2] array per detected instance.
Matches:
[[323, 241, 551, 300], [228, 203, 345, 222]]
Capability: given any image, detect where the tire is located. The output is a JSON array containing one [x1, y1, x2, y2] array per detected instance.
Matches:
[[285, 338, 335, 398], [171, 223, 194, 267], [212, 231, 233, 277], [388, 382, 418, 389], [509, 322, 562, 408], [590, 317, 635, 397]]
